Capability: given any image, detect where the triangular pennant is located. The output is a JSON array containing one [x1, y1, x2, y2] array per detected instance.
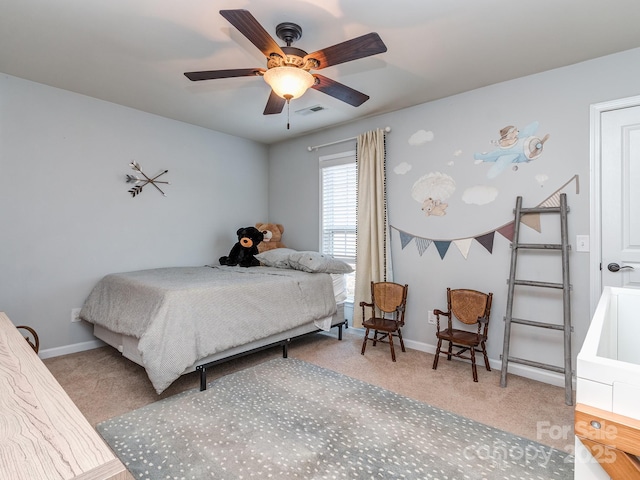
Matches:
[[399, 231, 414, 249], [520, 213, 541, 232], [497, 222, 515, 241], [539, 191, 560, 208], [475, 231, 495, 253], [453, 238, 473, 259], [434, 241, 451, 259], [415, 238, 432, 256]]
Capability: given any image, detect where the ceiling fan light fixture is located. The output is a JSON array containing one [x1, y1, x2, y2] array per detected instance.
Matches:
[[263, 66, 314, 101]]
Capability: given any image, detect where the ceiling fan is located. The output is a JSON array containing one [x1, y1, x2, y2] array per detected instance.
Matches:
[[184, 9, 388, 118]]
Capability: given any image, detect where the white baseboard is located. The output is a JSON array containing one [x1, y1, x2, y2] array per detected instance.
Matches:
[[398, 337, 574, 389], [494, 361, 575, 388], [39, 339, 105, 359], [41, 331, 574, 389]]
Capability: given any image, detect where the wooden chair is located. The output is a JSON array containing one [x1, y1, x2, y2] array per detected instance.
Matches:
[[432, 288, 493, 381], [17, 325, 40, 353], [360, 282, 408, 361]]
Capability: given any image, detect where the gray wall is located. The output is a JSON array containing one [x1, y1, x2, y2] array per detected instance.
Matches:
[[2, 45, 639, 387], [268, 47, 640, 385], [0, 74, 268, 355]]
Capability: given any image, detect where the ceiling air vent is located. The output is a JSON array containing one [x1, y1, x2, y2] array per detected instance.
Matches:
[[295, 105, 326, 116]]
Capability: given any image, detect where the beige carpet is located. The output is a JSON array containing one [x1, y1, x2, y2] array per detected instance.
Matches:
[[44, 328, 575, 465]]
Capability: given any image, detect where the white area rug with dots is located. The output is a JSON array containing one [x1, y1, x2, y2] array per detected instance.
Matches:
[[98, 358, 573, 479]]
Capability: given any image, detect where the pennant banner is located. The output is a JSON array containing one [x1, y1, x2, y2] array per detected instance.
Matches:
[[391, 175, 579, 260], [521, 213, 541, 233], [539, 191, 561, 208], [474, 232, 495, 253], [453, 238, 473, 259], [496, 222, 515, 241], [415, 237, 432, 256], [434, 241, 451, 259], [399, 230, 414, 249]]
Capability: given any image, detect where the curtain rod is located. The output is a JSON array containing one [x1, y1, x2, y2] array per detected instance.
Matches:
[[307, 126, 391, 152]]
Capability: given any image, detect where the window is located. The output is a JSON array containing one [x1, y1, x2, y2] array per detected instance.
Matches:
[[320, 151, 356, 299]]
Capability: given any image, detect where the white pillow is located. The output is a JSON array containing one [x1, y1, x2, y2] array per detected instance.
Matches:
[[288, 251, 353, 274], [255, 248, 297, 268]]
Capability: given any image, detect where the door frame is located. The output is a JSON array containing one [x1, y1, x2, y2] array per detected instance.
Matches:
[[589, 94, 640, 315]]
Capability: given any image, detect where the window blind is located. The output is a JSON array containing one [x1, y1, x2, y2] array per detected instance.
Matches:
[[320, 161, 357, 261]]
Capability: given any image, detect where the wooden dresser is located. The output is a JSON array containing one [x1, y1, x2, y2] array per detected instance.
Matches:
[[0, 312, 127, 480]]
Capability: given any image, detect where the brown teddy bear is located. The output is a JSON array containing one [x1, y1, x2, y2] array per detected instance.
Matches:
[[255, 223, 286, 253]]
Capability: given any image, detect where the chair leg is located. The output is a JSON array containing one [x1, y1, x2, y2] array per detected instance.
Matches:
[[432, 338, 442, 370], [481, 342, 491, 371], [397, 328, 406, 352], [470, 345, 478, 382], [447, 341, 453, 361], [372, 330, 379, 347], [361, 328, 370, 355], [388, 332, 396, 362]]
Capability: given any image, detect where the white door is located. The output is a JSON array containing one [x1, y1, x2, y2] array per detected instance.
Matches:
[[600, 103, 640, 290], [580, 98, 640, 480]]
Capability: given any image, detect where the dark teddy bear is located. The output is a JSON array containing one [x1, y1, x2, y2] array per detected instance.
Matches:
[[219, 226, 264, 267]]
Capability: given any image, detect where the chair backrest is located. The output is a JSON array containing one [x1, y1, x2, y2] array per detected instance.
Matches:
[[449, 288, 492, 326], [371, 282, 408, 321], [16, 325, 39, 353]]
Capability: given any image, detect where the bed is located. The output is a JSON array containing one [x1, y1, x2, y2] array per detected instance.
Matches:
[[80, 257, 349, 394]]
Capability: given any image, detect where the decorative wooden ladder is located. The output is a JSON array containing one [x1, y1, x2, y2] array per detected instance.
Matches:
[[500, 193, 573, 405]]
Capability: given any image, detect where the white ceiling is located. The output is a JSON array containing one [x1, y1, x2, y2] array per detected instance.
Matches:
[[3, 0, 640, 145]]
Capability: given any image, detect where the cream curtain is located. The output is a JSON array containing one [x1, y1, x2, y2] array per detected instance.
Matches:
[[352, 128, 392, 328]]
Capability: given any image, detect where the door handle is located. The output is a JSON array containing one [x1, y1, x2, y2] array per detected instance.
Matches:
[[607, 262, 635, 272]]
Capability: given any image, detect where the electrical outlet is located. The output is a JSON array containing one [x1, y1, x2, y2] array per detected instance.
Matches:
[[71, 308, 82, 323], [428, 310, 437, 325]]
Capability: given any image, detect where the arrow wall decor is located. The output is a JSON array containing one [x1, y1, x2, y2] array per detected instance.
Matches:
[[126, 161, 170, 197]]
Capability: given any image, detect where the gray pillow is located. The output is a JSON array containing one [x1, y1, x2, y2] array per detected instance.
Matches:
[[255, 248, 297, 268], [288, 251, 353, 274]]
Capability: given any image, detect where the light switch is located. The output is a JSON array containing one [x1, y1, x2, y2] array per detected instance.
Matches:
[[576, 235, 589, 252]]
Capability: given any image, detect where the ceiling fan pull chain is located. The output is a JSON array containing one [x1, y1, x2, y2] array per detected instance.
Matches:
[[285, 95, 292, 130]]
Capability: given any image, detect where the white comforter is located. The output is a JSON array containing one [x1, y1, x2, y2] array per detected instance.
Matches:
[[80, 266, 336, 393]]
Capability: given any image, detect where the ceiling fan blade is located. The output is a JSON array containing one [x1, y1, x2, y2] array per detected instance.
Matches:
[[184, 68, 264, 81], [263, 90, 286, 115], [304, 32, 387, 70], [311, 74, 369, 107], [220, 9, 285, 59]]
